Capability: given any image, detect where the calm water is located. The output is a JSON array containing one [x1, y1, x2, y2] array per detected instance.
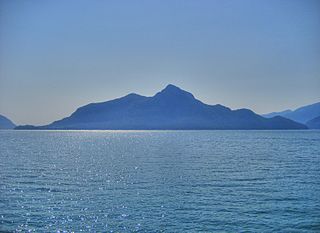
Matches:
[[0, 130, 319, 232]]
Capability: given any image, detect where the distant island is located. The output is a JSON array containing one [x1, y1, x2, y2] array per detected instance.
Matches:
[[14, 84, 308, 130], [262, 102, 320, 125]]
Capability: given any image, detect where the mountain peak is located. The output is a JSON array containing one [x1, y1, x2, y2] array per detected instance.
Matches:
[[156, 84, 195, 99], [163, 84, 181, 91]]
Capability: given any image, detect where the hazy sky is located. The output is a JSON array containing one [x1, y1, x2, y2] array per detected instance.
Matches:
[[1, 0, 319, 125]]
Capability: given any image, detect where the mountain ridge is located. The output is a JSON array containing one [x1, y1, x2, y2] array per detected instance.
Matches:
[[262, 102, 320, 124], [15, 84, 307, 130]]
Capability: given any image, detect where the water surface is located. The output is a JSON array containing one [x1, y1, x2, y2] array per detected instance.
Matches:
[[0, 130, 319, 232]]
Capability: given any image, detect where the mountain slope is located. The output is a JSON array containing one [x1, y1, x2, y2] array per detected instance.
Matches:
[[306, 116, 320, 129], [262, 110, 292, 119], [28, 84, 306, 130], [0, 114, 16, 129], [262, 102, 320, 124]]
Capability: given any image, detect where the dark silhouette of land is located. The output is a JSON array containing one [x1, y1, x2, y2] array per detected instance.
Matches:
[[0, 114, 16, 129], [263, 102, 320, 124], [15, 84, 307, 130], [306, 116, 320, 129]]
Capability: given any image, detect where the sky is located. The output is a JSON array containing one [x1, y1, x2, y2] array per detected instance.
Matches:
[[0, 0, 319, 125]]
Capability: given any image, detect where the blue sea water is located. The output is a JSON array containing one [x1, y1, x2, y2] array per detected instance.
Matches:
[[0, 130, 319, 232]]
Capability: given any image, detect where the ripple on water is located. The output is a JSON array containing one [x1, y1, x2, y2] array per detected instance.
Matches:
[[0, 130, 319, 232]]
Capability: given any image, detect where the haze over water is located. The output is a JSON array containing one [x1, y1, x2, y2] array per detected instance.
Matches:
[[1, 130, 319, 232]]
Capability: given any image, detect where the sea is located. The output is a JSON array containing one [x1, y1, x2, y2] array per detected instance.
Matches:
[[0, 130, 319, 232]]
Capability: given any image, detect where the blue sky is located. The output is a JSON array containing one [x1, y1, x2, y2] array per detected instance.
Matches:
[[0, 0, 319, 125]]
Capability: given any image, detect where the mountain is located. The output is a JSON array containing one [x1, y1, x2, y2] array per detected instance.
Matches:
[[306, 116, 320, 129], [262, 102, 320, 124], [15, 125, 39, 130], [0, 114, 16, 129], [16, 84, 307, 130], [262, 110, 292, 119]]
